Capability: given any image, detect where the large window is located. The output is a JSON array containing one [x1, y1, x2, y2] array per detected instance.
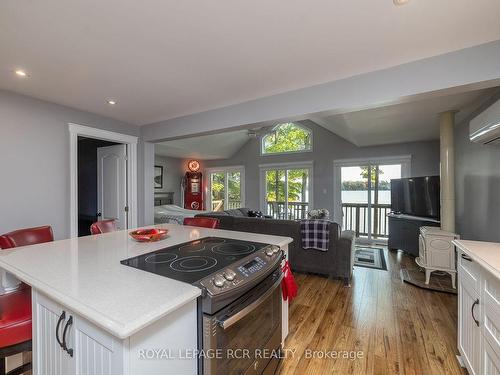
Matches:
[[206, 167, 244, 211], [333, 156, 411, 243], [260, 162, 312, 220], [261, 123, 312, 155]]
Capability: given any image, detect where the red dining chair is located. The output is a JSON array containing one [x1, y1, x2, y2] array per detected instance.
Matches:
[[90, 219, 117, 235], [183, 217, 220, 229], [0, 225, 54, 375]]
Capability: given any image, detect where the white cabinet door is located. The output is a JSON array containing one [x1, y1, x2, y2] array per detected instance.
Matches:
[[458, 277, 481, 375], [34, 291, 125, 375], [33, 292, 74, 375], [72, 315, 124, 375], [483, 340, 500, 375]]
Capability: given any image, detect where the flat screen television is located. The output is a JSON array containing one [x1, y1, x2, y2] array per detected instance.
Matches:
[[390, 176, 440, 219]]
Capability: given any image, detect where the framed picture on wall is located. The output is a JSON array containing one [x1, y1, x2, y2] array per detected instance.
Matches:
[[154, 165, 163, 189]]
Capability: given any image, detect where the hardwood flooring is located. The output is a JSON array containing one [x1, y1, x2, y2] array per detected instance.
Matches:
[[277, 249, 467, 375]]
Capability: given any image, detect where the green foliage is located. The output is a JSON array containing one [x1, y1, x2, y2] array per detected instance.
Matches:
[[266, 169, 308, 202], [263, 123, 311, 154], [360, 166, 383, 185], [341, 166, 390, 191], [210, 172, 242, 202]]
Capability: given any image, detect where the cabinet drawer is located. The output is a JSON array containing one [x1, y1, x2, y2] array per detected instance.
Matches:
[[483, 272, 500, 357], [458, 250, 481, 292]]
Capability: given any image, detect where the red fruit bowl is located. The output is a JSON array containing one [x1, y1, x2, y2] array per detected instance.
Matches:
[[129, 228, 169, 242]]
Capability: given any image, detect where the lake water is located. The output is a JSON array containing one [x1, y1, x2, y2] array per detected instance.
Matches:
[[341, 190, 391, 204]]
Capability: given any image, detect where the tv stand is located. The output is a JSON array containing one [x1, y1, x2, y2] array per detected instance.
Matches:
[[387, 213, 440, 257]]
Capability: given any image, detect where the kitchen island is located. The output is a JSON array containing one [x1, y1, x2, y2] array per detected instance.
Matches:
[[0, 224, 292, 375]]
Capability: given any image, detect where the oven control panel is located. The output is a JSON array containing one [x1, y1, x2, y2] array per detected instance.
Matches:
[[237, 257, 265, 277], [199, 245, 282, 296]]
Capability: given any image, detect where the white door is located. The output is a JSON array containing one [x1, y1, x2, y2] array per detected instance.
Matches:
[[207, 167, 245, 211], [97, 145, 127, 230], [261, 166, 311, 220]]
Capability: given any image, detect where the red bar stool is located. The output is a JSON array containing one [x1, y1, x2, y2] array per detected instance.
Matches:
[[90, 219, 117, 235], [0, 225, 54, 375], [0, 285, 32, 375], [183, 217, 220, 229]]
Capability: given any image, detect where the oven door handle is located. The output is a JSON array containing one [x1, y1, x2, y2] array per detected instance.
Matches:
[[217, 274, 283, 330]]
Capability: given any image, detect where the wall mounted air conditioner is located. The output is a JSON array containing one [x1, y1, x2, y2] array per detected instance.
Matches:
[[470, 98, 500, 145]]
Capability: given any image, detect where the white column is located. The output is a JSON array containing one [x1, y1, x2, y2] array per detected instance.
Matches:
[[439, 111, 456, 233]]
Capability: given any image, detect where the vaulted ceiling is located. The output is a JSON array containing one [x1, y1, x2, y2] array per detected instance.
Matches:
[[153, 86, 499, 158], [311, 87, 499, 146], [1, 0, 500, 125], [155, 130, 251, 160]]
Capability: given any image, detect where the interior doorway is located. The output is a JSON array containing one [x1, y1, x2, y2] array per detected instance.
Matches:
[[333, 156, 411, 244], [77, 138, 126, 236], [69, 123, 138, 238]]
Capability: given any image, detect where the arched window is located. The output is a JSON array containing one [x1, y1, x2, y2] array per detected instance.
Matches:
[[261, 123, 312, 155]]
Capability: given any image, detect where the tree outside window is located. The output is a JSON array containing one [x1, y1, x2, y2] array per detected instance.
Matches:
[[262, 123, 312, 154]]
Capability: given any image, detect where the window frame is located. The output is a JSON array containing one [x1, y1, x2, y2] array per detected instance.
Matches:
[[205, 165, 245, 211], [260, 122, 313, 156]]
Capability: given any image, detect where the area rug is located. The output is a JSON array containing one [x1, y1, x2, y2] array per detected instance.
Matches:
[[354, 246, 387, 271], [400, 268, 457, 294]]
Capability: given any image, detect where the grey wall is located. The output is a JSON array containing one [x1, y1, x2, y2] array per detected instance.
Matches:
[[455, 91, 500, 241], [154, 155, 184, 206], [0, 90, 140, 240], [203, 121, 440, 214]]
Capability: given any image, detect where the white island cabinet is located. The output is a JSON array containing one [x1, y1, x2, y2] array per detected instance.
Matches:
[[454, 240, 500, 375], [0, 224, 293, 375], [33, 289, 197, 375]]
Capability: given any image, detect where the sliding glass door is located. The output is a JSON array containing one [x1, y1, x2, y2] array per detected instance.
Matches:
[[207, 167, 244, 211], [336, 158, 409, 243], [261, 164, 311, 220]]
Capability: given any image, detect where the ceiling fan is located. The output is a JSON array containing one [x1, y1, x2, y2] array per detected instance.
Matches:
[[246, 126, 274, 138]]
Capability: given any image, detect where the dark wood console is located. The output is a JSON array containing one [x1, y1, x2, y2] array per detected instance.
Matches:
[[387, 213, 440, 257]]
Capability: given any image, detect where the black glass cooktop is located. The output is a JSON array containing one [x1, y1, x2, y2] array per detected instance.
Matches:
[[120, 237, 270, 284]]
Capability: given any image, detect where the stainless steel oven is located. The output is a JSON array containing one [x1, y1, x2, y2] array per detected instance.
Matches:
[[203, 267, 283, 375]]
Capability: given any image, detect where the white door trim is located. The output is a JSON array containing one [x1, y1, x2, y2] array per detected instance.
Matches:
[[69, 123, 138, 238]]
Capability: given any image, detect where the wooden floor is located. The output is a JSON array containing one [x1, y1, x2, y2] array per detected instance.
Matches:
[[277, 249, 467, 375]]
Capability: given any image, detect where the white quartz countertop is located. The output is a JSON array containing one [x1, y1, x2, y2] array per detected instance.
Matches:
[[453, 239, 500, 280], [0, 224, 292, 339]]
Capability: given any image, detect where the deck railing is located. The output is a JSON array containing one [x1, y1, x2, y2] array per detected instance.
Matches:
[[211, 200, 242, 211], [342, 203, 391, 238], [211, 200, 308, 219], [266, 201, 309, 220]]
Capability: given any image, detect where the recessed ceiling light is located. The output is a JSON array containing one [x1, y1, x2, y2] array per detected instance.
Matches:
[[393, 0, 409, 5], [107, 100, 117, 105], [15, 70, 28, 77]]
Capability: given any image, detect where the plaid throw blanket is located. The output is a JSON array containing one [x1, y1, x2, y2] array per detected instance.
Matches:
[[300, 219, 330, 251]]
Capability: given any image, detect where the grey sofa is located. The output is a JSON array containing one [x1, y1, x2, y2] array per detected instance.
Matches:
[[197, 208, 355, 284]]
